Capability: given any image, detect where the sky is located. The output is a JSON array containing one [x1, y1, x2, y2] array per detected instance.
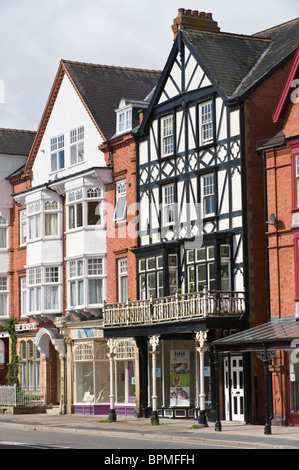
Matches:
[[0, 0, 298, 131]]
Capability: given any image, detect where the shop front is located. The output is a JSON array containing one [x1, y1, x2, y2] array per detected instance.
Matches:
[[213, 317, 299, 430]]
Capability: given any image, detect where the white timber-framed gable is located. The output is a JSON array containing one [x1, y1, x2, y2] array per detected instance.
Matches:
[[136, 30, 244, 298]]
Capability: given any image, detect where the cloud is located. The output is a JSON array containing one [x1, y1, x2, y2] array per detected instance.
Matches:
[[0, 0, 297, 130]]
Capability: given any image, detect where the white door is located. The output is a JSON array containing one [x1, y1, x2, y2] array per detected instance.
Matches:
[[224, 355, 244, 421]]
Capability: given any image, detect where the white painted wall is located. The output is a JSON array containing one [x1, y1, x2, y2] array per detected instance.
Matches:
[[31, 74, 106, 187]]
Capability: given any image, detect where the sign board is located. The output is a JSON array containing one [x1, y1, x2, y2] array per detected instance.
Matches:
[[15, 323, 38, 332]]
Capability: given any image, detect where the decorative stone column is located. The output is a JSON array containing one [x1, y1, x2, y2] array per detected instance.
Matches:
[[107, 339, 117, 422], [196, 330, 209, 427], [149, 335, 160, 424]]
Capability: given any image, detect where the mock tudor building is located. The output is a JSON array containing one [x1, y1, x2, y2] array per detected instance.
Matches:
[[0, 129, 36, 385], [6, 60, 160, 413], [103, 10, 299, 425]]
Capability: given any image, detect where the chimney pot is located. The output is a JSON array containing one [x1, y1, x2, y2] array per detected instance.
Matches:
[[172, 8, 220, 40]]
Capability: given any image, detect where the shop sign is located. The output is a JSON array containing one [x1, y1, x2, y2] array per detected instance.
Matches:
[[169, 350, 190, 406], [0, 339, 5, 365], [77, 328, 104, 339], [15, 323, 38, 332]]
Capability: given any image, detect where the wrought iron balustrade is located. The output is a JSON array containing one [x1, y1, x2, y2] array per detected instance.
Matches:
[[103, 289, 245, 327]]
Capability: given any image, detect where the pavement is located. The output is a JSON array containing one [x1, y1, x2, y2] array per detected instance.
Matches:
[[0, 411, 298, 449]]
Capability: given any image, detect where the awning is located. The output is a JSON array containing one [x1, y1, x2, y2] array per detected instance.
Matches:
[[212, 317, 299, 352]]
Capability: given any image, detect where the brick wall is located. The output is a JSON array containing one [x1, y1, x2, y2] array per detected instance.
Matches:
[[102, 134, 138, 303], [244, 60, 293, 327]]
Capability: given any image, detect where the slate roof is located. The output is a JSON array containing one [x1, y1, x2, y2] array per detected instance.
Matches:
[[183, 17, 299, 100], [0, 128, 36, 156], [63, 61, 161, 140]]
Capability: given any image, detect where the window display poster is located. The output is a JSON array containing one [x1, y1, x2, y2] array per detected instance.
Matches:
[[170, 350, 190, 406]]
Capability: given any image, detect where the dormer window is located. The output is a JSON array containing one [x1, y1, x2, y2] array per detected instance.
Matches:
[[116, 99, 132, 135]]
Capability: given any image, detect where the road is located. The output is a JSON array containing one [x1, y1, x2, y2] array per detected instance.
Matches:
[[0, 426, 245, 450]]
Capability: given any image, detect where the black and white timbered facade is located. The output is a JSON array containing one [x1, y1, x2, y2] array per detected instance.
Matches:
[[103, 12, 299, 424]]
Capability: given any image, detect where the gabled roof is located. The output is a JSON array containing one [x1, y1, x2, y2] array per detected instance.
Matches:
[[25, 60, 161, 173], [273, 45, 299, 122], [0, 128, 36, 156], [63, 61, 161, 140], [183, 17, 299, 101]]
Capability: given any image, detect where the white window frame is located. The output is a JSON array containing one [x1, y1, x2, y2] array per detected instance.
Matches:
[[0, 216, 8, 250], [114, 180, 126, 222], [70, 126, 84, 166], [68, 259, 84, 308], [201, 173, 215, 217], [163, 183, 175, 226], [86, 187, 103, 226], [20, 277, 27, 317], [19, 210, 27, 246], [28, 267, 42, 313], [44, 200, 59, 237], [67, 190, 83, 230], [118, 258, 128, 302], [117, 106, 132, 135], [161, 115, 174, 157], [220, 245, 231, 291], [44, 266, 60, 311], [50, 134, 65, 173], [87, 258, 104, 306], [0, 276, 8, 317], [200, 101, 213, 144]]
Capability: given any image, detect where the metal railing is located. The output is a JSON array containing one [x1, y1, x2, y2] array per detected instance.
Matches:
[[103, 288, 245, 327], [0, 385, 44, 407]]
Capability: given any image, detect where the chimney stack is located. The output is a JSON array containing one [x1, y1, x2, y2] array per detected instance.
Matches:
[[172, 8, 220, 39]]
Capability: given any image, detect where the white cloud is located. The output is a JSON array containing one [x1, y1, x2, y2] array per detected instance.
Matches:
[[0, 0, 297, 130]]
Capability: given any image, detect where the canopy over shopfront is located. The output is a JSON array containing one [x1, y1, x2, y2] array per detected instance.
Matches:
[[212, 316, 299, 433], [213, 316, 299, 353]]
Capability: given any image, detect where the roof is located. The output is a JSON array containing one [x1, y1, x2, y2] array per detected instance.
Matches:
[[273, 45, 299, 122], [213, 317, 299, 351], [0, 128, 36, 156], [183, 17, 299, 100], [63, 61, 161, 140], [256, 129, 285, 151]]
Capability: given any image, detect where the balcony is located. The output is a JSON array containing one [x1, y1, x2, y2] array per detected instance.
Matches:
[[103, 288, 245, 327]]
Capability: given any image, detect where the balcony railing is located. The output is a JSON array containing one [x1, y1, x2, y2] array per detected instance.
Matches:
[[103, 288, 245, 327]]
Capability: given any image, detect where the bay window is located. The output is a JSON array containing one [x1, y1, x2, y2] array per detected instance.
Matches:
[[87, 187, 102, 226], [27, 202, 41, 240], [88, 258, 103, 305], [20, 277, 27, 317], [68, 190, 83, 229], [28, 268, 42, 313], [44, 201, 59, 236], [139, 254, 177, 299], [69, 260, 84, 307], [45, 267, 59, 310]]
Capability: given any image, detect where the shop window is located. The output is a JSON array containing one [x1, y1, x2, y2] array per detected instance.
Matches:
[[74, 342, 109, 404]]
